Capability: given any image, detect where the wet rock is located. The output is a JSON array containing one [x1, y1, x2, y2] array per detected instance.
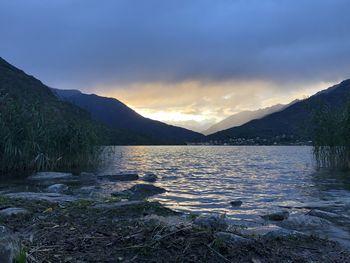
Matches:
[[264, 228, 303, 238], [5, 192, 78, 203], [142, 173, 158, 182], [214, 232, 252, 245], [77, 186, 98, 194], [0, 208, 29, 217], [279, 214, 330, 230], [308, 209, 340, 220], [261, 211, 289, 221], [0, 225, 20, 263], [46, 184, 68, 193], [237, 225, 304, 239], [112, 184, 166, 200], [80, 172, 95, 177], [28, 172, 72, 180], [194, 214, 228, 231], [98, 173, 139, 181], [230, 200, 243, 207], [92, 201, 144, 209]]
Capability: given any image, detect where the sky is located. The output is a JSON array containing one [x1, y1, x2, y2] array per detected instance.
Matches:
[[1, 0, 350, 131]]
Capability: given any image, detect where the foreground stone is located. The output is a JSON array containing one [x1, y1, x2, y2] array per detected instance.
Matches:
[[46, 184, 69, 193], [0, 226, 20, 263], [92, 201, 144, 209], [0, 208, 29, 217], [112, 184, 166, 200], [261, 211, 289, 221], [214, 232, 252, 246], [194, 214, 228, 231], [5, 192, 78, 203], [28, 172, 73, 180], [142, 173, 158, 182], [98, 173, 139, 181], [278, 214, 330, 230], [308, 209, 340, 220]]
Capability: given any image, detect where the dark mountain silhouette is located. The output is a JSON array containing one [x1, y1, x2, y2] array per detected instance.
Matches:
[[203, 101, 298, 135], [208, 80, 350, 143], [52, 89, 205, 144]]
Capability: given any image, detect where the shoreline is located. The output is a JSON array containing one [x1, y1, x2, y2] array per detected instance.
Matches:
[[1, 190, 350, 262]]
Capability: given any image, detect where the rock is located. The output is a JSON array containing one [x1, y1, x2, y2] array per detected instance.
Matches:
[[5, 192, 78, 203], [0, 208, 29, 217], [261, 211, 289, 221], [98, 173, 139, 181], [28, 172, 72, 180], [46, 184, 68, 193], [0, 225, 20, 263], [80, 172, 95, 177], [264, 228, 303, 238], [111, 184, 166, 200], [308, 209, 340, 220], [214, 232, 252, 245], [278, 214, 331, 230], [77, 186, 98, 194], [240, 224, 302, 237], [230, 200, 243, 207], [142, 173, 158, 182], [194, 214, 228, 231], [92, 201, 144, 209]]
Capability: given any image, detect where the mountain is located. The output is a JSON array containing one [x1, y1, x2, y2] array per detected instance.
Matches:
[[203, 102, 297, 135], [0, 57, 105, 171], [208, 80, 350, 144], [52, 89, 205, 144]]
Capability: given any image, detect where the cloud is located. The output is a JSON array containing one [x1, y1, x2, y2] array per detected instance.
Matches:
[[0, 0, 349, 130], [0, 0, 349, 88]]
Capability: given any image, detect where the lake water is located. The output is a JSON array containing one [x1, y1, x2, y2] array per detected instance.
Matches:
[[98, 145, 350, 246], [2, 146, 350, 245], [100, 146, 349, 217]]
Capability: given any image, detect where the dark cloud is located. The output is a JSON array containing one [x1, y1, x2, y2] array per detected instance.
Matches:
[[0, 0, 349, 89]]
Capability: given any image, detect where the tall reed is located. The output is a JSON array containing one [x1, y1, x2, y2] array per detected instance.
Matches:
[[0, 90, 103, 173], [312, 101, 350, 170]]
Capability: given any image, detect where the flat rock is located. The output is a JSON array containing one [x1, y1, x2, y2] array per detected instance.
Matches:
[[194, 214, 228, 231], [142, 173, 158, 182], [278, 214, 331, 230], [92, 201, 144, 209], [261, 211, 289, 221], [28, 172, 73, 180], [98, 173, 139, 181], [214, 232, 252, 245], [278, 200, 345, 210], [4, 192, 78, 203], [308, 209, 340, 220], [239, 225, 302, 238], [0, 225, 20, 263], [112, 184, 166, 200], [0, 208, 29, 217], [77, 186, 99, 194], [46, 184, 68, 193]]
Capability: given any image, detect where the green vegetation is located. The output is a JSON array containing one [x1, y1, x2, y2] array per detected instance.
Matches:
[[0, 58, 105, 173], [312, 101, 350, 170]]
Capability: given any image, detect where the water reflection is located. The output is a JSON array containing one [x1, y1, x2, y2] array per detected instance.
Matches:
[[99, 146, 327, 218]]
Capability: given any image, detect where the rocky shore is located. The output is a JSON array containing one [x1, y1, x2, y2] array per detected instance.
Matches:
[[0, 172, 350, 262]]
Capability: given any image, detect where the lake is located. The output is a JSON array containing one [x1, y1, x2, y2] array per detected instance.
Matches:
[[98, 145, 350, 246], [2, 145, 350, 245]]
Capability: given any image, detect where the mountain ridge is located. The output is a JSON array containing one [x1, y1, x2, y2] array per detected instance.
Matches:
[[203, 101, 298, 135], [207, 79, 350, 144], [52, 88, 205, 144]]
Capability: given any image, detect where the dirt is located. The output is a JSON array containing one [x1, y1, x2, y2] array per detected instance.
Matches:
[[0, 196, 349, 263]]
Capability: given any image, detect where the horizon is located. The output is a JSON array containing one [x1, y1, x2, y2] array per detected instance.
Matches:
[[1, 1, 349, 131]]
